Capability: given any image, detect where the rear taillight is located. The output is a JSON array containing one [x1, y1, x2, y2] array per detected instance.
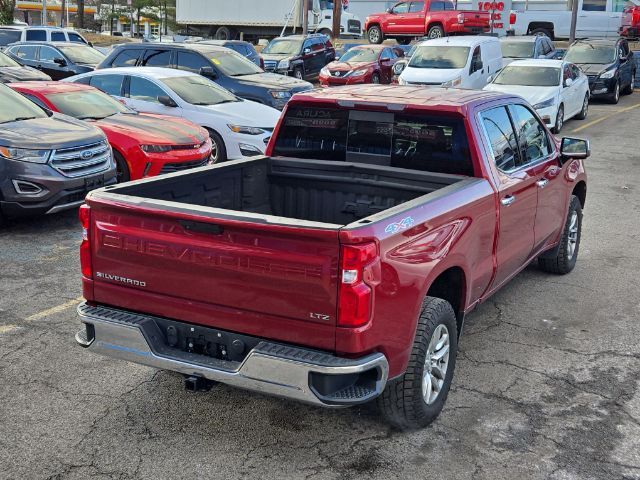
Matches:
[[338, 242, 379, 328], [510, 12, 516, 25], [457, 13, 465, 24], [79, 204, 92, 279]]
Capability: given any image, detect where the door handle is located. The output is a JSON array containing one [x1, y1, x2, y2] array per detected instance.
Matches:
[[536, 178, 549, 188], [501, 195, 516, 206]]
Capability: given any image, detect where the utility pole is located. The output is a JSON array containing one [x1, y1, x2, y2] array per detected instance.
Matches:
[[42, 0, 47, 26], [569, 0, 579, 43], [110, 0, 115, 35], [332, 0, 341, 39], [60, 0, 65, 27], [302, 0, 308, 36]]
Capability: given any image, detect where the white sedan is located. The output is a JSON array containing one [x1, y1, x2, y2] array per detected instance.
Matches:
[[65, 67, 281, 162], [484, 59, 590, 133]]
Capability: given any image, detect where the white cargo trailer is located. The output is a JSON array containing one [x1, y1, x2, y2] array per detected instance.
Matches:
[[176, 0, 363, 40]]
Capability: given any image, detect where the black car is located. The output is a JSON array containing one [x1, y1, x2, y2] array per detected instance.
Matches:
[[5, 42, 105, 80], [97, 43, 312, 110], [197, 40, 263, 68], [564, 38, 636, 104], [261, 34, 336, 81], [0, 50, 51, 82]]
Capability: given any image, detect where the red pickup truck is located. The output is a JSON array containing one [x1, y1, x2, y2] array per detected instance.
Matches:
[[75, 86, 589, 429], [365, 0, 490, 44]]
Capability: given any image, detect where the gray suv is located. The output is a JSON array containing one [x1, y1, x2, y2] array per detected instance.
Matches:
[[0, 84, 116, 223]]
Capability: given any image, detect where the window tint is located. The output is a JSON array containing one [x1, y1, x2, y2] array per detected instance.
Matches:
[[570, 64, 581, 79], [312, 37, 325, 51], [470, 46, 482, 73], [302, 39, 313, 52], [409, 1, 424, 13], [563, 64, 571, 83], [14, 45, 38, 60], [443, 1, 455, 10], [51, 31, 66, 42], [581, 0, 606, 10], [22, 93, 48, 110], [89, 74, 124, 96], [129, 76, 166, 103], [0, 29, 22, 46], [26, 29, 46, 41], [39, 46, 61, 63], [68, 33, 86, 44], [391, 2, 410, 13], [111, 49, 142, 67], [176, 51, 209, 73], [509, 104, 551, 165], [430, 1, 444, 10], [480, 106, 520, 172], [141, 49, 172, 67], [381, 48, 393, 60]]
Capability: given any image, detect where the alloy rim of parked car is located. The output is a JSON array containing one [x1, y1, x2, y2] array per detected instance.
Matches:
[[567, 210, 579, 260], [368, 28, 381, 44], [580, 95, 588, 118], [422, 324, 450, 405], [555, 105, 564, 133]]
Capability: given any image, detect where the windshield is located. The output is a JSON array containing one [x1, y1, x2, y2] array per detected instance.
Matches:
[[340, 48, 379, 63], [500, 41, 535, 59], [0, 51, 20, 67], [46, 89, 130, 119], [58, 45, 106, 65], [564, 44, 616, 64], [409, 46, 470, 69], [0, 84, 47, 123], [161, 75, 239, 106], [493, 66, 561, 86], [203, 50, 262, 76], [262, 39, 303, 55], [0, 29, 21, 47]]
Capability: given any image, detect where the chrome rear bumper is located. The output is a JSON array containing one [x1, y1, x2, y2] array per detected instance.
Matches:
[[76, 302, 388, 407]]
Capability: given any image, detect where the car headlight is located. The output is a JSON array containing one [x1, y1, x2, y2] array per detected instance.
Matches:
[[141, 144, 172, 153], [533, 97, 556, 110], [269, 90, 292, 99], [227, 124, 265, 135], [0, 146, 50, 164], [278, 59, 290, 70], [599, 68, 616, 79], [442, 76, 462, 87], [320, 67, 330, 76], [350, 69, 368, 77]]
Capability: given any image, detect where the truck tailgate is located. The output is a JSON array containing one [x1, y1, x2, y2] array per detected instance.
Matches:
[[462, 11, 490, 28], [88, 201, 340, 349]]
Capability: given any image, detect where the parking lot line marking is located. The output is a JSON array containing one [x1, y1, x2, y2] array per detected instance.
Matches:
[[0, 325, 19, 334], [25, 297, 84, 321], [571, 102, 640, 133]]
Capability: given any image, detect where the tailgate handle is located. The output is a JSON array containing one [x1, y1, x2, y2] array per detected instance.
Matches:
[[180, 220, 224, 235]]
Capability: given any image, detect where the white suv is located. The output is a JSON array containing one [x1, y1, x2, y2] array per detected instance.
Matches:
[[0, 26, 89, 48]]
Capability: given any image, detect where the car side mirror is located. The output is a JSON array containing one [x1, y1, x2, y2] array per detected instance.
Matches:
[[393, 61, 406, 75], [158, 95, 178, 108], [199, 66, 217, 79], [564, 77, 573, 87], [88, 41, 93, 47], [487, 74, 493, 83], [560, 137, 590, 161], [53, 57, 67, 66], [304, 47, 311, 55]]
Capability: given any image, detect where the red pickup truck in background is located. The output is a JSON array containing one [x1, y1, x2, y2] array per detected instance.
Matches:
[[365, 0, 490, 44], [75, 86, 589, 429]]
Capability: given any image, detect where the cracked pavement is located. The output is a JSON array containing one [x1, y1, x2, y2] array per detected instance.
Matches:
[[1, 96, 640, 480]]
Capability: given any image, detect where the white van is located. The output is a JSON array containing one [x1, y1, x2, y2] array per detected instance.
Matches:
[[398, 36, 503, 90]]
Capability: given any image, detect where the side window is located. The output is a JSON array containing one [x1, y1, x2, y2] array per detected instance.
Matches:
[[570, 64, 581, 79], [430, 1, 443, 11], [581, 0, 606, 11], [89, 74, 124, 96], [480, 106, 520, 172], [302, 39, 313, 53], [15, 45, 38, 60], [73, 76, 91, 85], [51, 31, 66, 42], [442, 0, 455, 10], [470, 46, 482, 73], [381, 48, 394, 60], [563, 64, 572, 83], [141, 49, 172, 67], [509, 104, 551, 165], [176, 51, 209, 73], [26, 29, 46, 41], [22, 93, 48, 110], [409, 1, 425, 13], [111, 49, 142, 67], [391, 2, 410, 14], [129, 76, 167, 103], [39, 46, 61, 63], [68, 33, 86, 44]]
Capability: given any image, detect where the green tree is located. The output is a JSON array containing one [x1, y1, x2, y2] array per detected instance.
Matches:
[[0, 0, 15, 25]]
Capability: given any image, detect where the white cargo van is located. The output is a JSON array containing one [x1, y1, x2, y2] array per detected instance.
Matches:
[[397, 36, 503, 90]]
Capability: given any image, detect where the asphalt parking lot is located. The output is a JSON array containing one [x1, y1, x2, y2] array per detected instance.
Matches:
[[1, 92, 640, 480]]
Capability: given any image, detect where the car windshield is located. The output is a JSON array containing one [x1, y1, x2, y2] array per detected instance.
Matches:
[[161, 75, 239, 106], [0, 29, 21, 47], [564, 44, 616, 64], [0, 84, 47, 123], [0, 51, 20, 67], [340, 48, 379, 63], [493, 66, 561, 86], [46, 89, 130, 120], [409, 46, 470, 69], [262, 39, 303, 55], [202, 50, 262, 76], [58, 45, 106, 65], [501, 41, 535, 59]]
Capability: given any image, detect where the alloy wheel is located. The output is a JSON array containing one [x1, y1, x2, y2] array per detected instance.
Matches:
[[567, 210, 579, 260], [210, 139, 219, 163], [581, 95, 588, 117], [368, 29, 380, 43], [555, 106, 564, 133], [422, 324, 450, 405]]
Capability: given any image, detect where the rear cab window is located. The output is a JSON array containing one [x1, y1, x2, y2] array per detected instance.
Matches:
[[273, 105, 474, 176], [26, 29, 46, 41], [51, 31, 66, 42]]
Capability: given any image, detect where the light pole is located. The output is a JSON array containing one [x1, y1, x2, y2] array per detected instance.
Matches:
[[569, 0, 579, 44], [42, 0, 47, 26]]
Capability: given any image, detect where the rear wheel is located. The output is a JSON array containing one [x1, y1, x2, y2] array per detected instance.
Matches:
[[367, 25, 383, 44], [206, 129, 227, 163], [427, 25, 445, 38], [530, 27, 553, 39], [397, 37, 412, 45], [377, 296, 458, 430], [214, 26, 233, 40], [623, 72, 635, 95], [114, 151, 130, 183], [575, 93, 589, 120], [293, 66, 304, 80]]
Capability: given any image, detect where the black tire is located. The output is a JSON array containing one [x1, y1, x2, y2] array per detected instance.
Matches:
[[623, 72, 635, 95], [205, 128, 227, 163], [367, 25, 383, 44], [552, 104, 564, 134], [575, 93, 589, 120], [538, 195, 582, 275], [214, 26, 233, 40], [377, 296, 458, 430], [397, 37, 412, 45], [530, 27, 553, 39], [371, 72, 381, 84], [427, 25, 445, 39], [114, 150, 130, 183], [608, 81, 620, 104], [293, 66, 304, 80]]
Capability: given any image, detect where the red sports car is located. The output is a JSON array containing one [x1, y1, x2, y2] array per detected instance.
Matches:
[[9, 82, 213, 182], [318, 45, 404, 87]]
